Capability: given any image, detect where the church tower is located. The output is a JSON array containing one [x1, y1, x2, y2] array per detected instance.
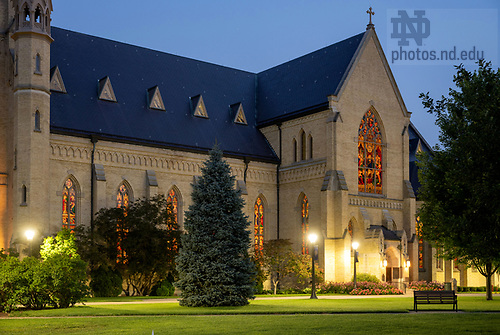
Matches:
[[7, 0, 53, 250]]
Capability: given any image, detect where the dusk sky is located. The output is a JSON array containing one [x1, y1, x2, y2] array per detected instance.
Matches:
[[52, 0, 499, 147]]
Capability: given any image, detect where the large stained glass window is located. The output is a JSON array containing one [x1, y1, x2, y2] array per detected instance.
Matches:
[[301, 195, 309, 255], [416, 216, 424, 269], [254, 197, 264, 255], [62, 178, 76, 230], [358, 109, 383, 194]]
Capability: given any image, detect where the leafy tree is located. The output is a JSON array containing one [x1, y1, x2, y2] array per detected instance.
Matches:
[[175, 147, 255, 307], [78, 194, 181, 296], [40, 229, 89, 308], [259, 239, 323, 294], [418, 60, 500, 300], [259, 239, 296, 294]]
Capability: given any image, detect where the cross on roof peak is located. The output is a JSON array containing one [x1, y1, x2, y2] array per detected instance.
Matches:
[[366, 7, 375, 30]]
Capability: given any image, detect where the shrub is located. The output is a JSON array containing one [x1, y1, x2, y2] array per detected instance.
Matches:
[[0, 253, 23, 312], [42, 253, 89, 308], [151, 280, 175, 296], [353, 273, 380, 283], [90, 265, 123, 297]]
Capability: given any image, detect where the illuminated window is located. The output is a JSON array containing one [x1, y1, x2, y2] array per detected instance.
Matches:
[[416, 216, 424, 269], [62, 178, 76, 230], [348, 220, 353, 238], [116, 184, 129, 209], [358, 109, 383, 194], [116, 183, 130, 264], [301, 195, 309, 255], [166, 189, 178, 226], [254, 197, 264, 255], [166, 188, 179, 252]]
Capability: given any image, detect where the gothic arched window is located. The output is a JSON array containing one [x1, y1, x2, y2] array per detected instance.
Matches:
[[293, 138, 297, 162], [34, 111, 40, 131], [116, 184, 129, 209], [301, 195, 309, 255], [35, 54, 41, 74], [308, 134, 313, 159], [62, 178, 76, 230], [358, 109, 383, 194], [116, 183, 130, 264], [166, 188, 178, 227], [254, 197, 264, 255], [300, 130, 306, 161], [416, 216, 424, 269]]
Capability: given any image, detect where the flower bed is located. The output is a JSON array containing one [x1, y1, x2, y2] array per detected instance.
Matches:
[[318, 281, 403, 295], [408, 280, 444, 291]]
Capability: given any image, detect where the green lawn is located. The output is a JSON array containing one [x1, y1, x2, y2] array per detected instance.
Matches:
[[1, 296, 499, 334]]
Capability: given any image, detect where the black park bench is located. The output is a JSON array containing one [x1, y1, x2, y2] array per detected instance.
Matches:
[[413, 290, 458, 312]]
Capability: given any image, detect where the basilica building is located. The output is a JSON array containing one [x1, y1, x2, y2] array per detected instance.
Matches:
[[2, 0, 489, 287]]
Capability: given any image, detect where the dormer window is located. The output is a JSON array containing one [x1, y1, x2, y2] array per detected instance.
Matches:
[[98, 76, 117, 102], [231, 103, 247, 125], [147, 86, 165, 111], [190, 95, 208, 118], [50, 66, 67, 93]]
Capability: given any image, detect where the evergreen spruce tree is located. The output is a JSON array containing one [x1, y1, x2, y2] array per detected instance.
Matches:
[[175, 147, 255, 306]]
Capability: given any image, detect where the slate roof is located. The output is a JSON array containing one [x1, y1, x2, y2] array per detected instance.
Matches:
[[49, 27, 276, 162], [49, 27, 367, 163], [256, 32, 365, 126]]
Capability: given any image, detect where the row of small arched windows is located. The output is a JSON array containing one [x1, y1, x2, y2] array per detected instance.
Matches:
[[293, 130, 313, 162], [17, 3, 50, 32]]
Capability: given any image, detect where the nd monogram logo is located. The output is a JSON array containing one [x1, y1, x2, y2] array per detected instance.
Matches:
[[391, 10, 430, 46]]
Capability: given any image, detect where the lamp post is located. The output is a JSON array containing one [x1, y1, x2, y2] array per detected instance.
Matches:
[[308, 233, 318, 299], [25, 230, 35, 257], [352, 241, 359, 288]]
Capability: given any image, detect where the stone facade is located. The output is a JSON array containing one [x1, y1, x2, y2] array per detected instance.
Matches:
[[0, 1, 492, 287]]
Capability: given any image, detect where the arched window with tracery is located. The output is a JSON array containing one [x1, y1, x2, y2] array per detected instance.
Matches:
[[254, 197, 264, 255], [358, 109, 383, 194], [301, 195, 309, 254], [62, 178, 76, 230]]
